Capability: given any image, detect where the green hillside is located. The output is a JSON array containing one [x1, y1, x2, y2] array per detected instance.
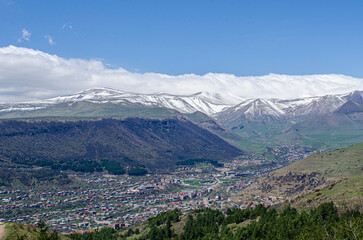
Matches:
[[294, 112, 363, 149], [276, 142, 362, 209], [3, 222, 70, 240], [276, 142, 363, 179], [230, 122, 325, 154], [234, 142, 363, 210], [0, 167, 73, 190], [185, 112, 246, 149]]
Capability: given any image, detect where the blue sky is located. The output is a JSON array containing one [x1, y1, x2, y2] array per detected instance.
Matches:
[[1, 0, 363, 77]]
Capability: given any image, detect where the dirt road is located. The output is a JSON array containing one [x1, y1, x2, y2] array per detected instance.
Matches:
[[0, 223, 6, 240]]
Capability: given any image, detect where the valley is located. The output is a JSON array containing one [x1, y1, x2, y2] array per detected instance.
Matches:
[[0, 159, 276, 234], [2, 3, 363, 238], [1, 142, 361, 238], [0, 141, 351, 235], [0, 87, 362, 238]]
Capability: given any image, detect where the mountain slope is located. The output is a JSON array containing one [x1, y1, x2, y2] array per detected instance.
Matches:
[[215, 91, 363, 152], [292, 98, 363, 148], [185, 111, 246, 149], [233, 142, 363, 209], [0, 117, 243, 170], [215, 98, 286, 126]]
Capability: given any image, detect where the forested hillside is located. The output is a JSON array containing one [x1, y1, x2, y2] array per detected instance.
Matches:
[[0, 117, 242, 170]]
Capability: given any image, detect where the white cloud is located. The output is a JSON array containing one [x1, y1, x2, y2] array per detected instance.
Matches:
[[18, 28, 31, 42], [62, 24, 73, 30], [44, 35, 55, 45], [0, 45, 362, 103]]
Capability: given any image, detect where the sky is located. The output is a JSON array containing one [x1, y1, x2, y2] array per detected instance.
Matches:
[[0, 0, 363, 102]]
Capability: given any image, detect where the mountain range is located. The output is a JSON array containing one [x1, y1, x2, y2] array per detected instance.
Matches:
[[1, 87, 362, 150], [1, 87, 362, 120], [215, 90, 363, 125], [0, 87, 238, 117], [0, 88, 247, 172]]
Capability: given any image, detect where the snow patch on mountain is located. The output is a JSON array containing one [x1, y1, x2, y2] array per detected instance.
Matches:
[[1, 88, 363, 119], [215, 91, 363, 125], [0, 87, 236, 115]]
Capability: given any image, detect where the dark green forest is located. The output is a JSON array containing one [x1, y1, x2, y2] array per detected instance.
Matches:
[[127, 167, 148, 176], [175, 158, 224, 168], [11, 158, 126, 175]]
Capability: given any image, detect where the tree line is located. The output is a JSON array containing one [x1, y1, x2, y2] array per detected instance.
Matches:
[[176, 158, 224, 168], [11, 157, 149, 176]]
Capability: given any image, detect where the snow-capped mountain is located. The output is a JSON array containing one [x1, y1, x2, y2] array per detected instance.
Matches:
[[220, 98, 286, 123], [0, 87, 237, 116], [214, 90, 363, 127], [1, 88, 362, 121]]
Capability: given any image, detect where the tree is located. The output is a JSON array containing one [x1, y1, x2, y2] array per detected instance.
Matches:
[[36, 220, 61, 240]]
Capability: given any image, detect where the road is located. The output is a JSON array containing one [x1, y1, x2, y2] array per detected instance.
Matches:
[[0, 223, 6, 240]]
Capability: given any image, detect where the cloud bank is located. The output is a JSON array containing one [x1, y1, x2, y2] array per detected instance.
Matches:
[[0, 45, 362, 103]]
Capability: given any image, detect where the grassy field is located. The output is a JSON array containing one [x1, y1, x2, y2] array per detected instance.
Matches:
[[184, 180, 200, 186], [229, 122, 328, 156], [227, 117, 363, 157], [304, 129, 363, 149], [3, 223, 69, 240]]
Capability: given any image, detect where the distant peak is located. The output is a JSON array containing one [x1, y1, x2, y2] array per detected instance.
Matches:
[[346, 90, 363, 103], [81, 87, 124, 93]]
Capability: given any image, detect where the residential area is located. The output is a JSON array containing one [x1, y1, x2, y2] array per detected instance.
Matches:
[[0, 148, 311, 234]]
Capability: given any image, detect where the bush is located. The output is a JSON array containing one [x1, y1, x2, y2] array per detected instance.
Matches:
[[128, 167, 148, 176]]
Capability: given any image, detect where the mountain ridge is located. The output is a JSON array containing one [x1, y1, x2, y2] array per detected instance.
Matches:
[[0, 87, 238, 116], [214, 91, 363, 127], [1, 87, 363, 153], [2, 88, 362, 120]]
